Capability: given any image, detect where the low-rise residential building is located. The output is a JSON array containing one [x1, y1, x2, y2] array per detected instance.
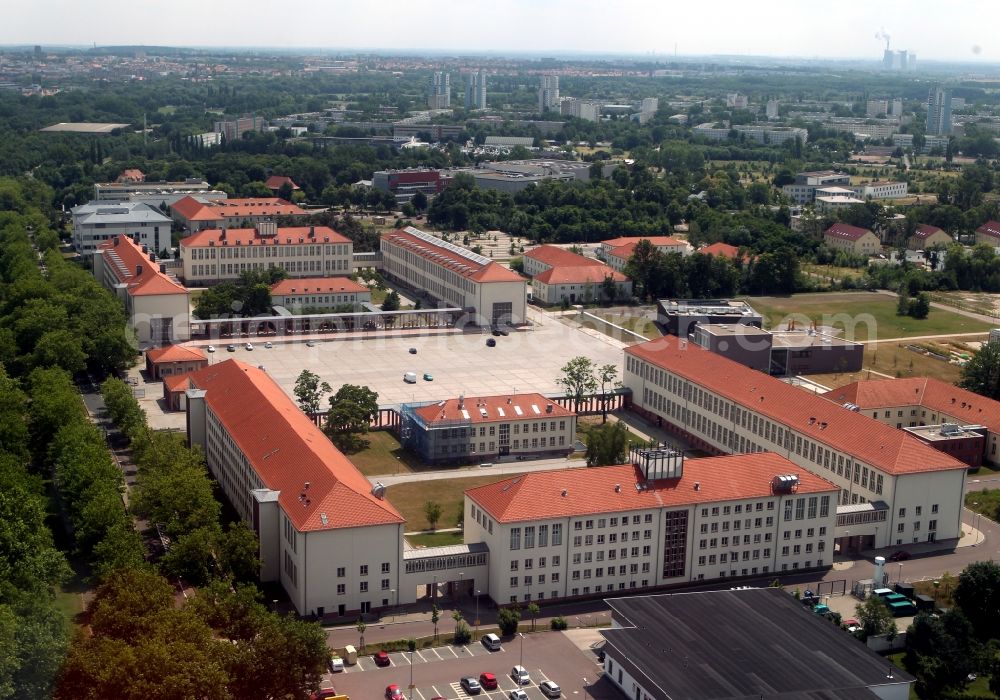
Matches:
[[656, 299, 762, 338], [380, 226, 526, 326], [815, 195, 866, 215], [522, 245, 604, 277], [265, 175, 299, 194], [600, 236, 691, 271], [401, 393, 576, 465], [179, 223, 353, 285], [693, 123, 808, 146], [71, 200, 173, 253], [170, 195, 309, 232], [372, 168, 448, 203], [851, 180, 909, 200], [976, 221, 1000, 249], [601, 588, 913, 700], [698, 242, 750, 263], [92, 234, 190, 345], [145, 344, 207, 380], [532, 265, 631, 305], [465, 449, 838, 604], [823, 377, 1000, 468], [270, 277, 371, 310], [624, 335, 968, 551], [823, 223, 881, 256], [908, 224, 953, 251]]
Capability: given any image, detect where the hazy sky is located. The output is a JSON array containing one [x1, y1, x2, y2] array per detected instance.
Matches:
[[4, 0, 998, 62]]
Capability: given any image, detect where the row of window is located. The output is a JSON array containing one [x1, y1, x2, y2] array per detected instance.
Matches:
[[510, 524, 562, 550], [334, 563, 391, 577], [572, 530, 651, 547], [697, 549, 774, 565], [575, 513, 653, 530], [438, 421, 568, 439], [435, 436, 565, 455], [700, 517, 774, 533], [571, 546, 652, 564], [189, 244, 350, 259], [510, 555, 561, 571], [191, 259, 348, 277], [335, 578, 392, 595]]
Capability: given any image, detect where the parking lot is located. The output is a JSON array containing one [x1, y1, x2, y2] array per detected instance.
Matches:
[[321, 632, 612, 700]]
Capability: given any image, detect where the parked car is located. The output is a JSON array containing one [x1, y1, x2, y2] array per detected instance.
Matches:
[[479, 672, 498, 690], [888, 550, 911, 562], [481, 633, 502, 651], [207, 345, 215, 353], [510, 692, 528, 700], [373, 650, 391, 667], [460, 677, 482, 694], [227, 344, 236, 352], [310, 689, 338, 700], [329, 656, 344, 673], [306, 340, 316, 347], [539, 681, 561, 698], [264, 341, 273, 349], [492, 328, 502, 337], [423, 372, 434, 381], [386, 685, 404, 700], [409, 347, 418, 354], [245, 342, 254, 351], [486, 338, 496, 347], [510, 666, 530, 685]]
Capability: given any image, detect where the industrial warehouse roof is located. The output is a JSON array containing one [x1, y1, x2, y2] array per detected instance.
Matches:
[[96, 235, 188, 297], [414, 393, 574, 426], [72, 201, 172, 225], [824, 377, 1000, 435], [382, 227, 523, 283], [466, 452, 836, 524], [602, 588, 912, 700], [626, 336, 967, 476], [179, 225, 349, 248], [187, 360, 403, 532]]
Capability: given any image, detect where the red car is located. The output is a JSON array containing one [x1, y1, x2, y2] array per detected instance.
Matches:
[[374, 650, 391, 667], [386, 685, 404, 700], [309, 690, 338, 700], [479, 673, 498, 690], [888, 550, 911, 562]]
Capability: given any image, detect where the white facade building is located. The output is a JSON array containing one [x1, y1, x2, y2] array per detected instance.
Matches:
[[851, 181, 909, 200], [179, 223, 353, 285], [380, 226, 526, 326], [623, 336, 968, 552], [71, 201, 172, 254], [538, 75, 560, 112]]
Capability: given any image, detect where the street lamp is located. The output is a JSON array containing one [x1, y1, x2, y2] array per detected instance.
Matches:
[[583, 677, 589, 700], [391, 589, 396, 621], [972, 503, 982, 545], [432, 575, 437, 603], [459, 572, 464, 600], [409, 649, 414, 695], [475, 590, 481, 641]]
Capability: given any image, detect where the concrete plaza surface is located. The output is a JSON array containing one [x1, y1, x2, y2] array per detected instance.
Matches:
[[179, 313, 624, 409]]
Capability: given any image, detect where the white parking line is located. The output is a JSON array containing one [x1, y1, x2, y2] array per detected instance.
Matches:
[[415, 649, 428, 662], [430, 685, 443, 699], [460, 646, 474, 656], [429, 647, 444, 660], [413, 687, 426, 700]]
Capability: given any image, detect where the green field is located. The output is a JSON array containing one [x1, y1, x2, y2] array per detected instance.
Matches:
[[348, 430, 426, 476], [386, 472, 526, 531], [406, 531, 464, 547], [745, 293, 994, 342]]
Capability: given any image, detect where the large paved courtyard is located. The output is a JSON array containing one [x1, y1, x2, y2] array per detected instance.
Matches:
[[137, 310, 630, 429]]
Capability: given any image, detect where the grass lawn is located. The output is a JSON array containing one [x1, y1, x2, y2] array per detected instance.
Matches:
[[890, 650, 997, 699], [966, 490, 1000, 521], [576, 416, 651, 450], [406, 531, 464, 547], [348, 430, 426, 476], [386, 472, 528, 531], [801, 264, 867, 282], [598, 313, 663, 339], [745, 293, 995, 342], [807, 339, 970, 390]]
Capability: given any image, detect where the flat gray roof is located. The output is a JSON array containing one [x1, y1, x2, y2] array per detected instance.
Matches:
[[696, 323, 770, 337], [602, 588, 911, 700], [771, 331, 861, 349], [40, 122, 130, 134]]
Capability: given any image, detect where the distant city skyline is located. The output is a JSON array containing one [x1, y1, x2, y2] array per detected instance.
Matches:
[[3, 0, 999, 64]]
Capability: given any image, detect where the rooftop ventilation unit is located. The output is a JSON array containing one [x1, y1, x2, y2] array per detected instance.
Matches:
[[371, 482, 386, 499], [771, 474, 800, 493]]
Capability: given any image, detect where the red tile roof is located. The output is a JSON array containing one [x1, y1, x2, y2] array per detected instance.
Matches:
[[912, 224, 946, 240], [603, 236, 685, 249], [626, 336, 967, 476], [977, 221, 1000, 240], [606, 237, 689, 261], [467, 452, 837, 523], [524, 245, 605, 269], [699, 242, 744, 260], [97, 235, 188, 297], [171, 195, 307, 222], [265, 175, 299, 190], [188, 360, 403, 532], [146, 344, 206, 364], [180, 226, 349, 249], [382, 229, 523, 283], [414, 393, 574, 426], [163, 373, 194, 393], [534, 264, 627, 285], [271, 277, 369, 296], [118, 168, 144, 183], [824, 223, 874, 241], [823, 378, 1000, 434]]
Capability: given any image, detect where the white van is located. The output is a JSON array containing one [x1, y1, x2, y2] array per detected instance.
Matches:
[[482, 633, 502, 651], [403, 372, 417, 383]]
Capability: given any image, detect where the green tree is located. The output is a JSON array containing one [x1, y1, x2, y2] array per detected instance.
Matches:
[[597, 363, 619, 423], [431, 603, 440, 641], [557, 356, 597, 413], [424, 501, 443, 531], [381, 290, 401, 312], [217, 522, 261, 584], [854, 594, 895, 640], [600, 274, 619, 304], [622, 239, 662, 301], [497, 607, 521, 636], [585, 421, 629, 467], [527, 602, 540, 632], [293, 369, 332, 414], [954, 560, 1000, 639], [896, 286, 910, 316], [908, 292, 930, 319], [324, 384, 379, 453], [906, 609, 980, 697], [411, 191, 428, 212], [961, 341, 1000, 401]]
